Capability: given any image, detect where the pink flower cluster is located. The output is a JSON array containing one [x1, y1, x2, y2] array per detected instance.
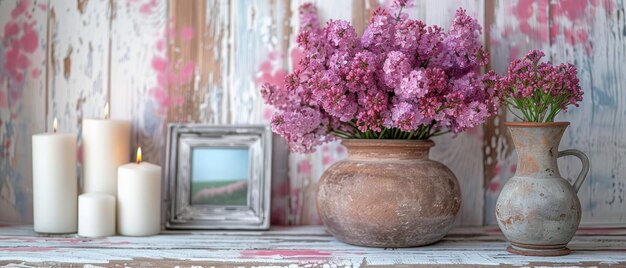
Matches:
[[497, 50, 583, 122], [261, 2, 501, 152]]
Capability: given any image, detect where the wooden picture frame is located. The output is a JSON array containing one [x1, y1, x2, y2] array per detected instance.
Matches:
[[164, 124, 272, 230]]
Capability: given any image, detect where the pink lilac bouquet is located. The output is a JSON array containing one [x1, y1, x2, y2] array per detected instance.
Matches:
[[261, 1, 501, 153], [496, 50, 583, 122]]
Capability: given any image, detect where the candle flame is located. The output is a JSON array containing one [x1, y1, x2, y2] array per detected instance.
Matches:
[[136, 147, 142, 164], [53, 117, 58, 133], [104, 102, 110, 119]]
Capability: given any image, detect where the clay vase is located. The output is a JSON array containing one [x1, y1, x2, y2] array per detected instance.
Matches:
[[496, 122, 590, 256], [317, 139, 461, 247]]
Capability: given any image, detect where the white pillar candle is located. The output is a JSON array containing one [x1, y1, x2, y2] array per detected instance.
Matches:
[[117, 148, 162, 236], [32, 118, 77, 233], [82, 105, 131, 195], [78, 193, 116, 237]]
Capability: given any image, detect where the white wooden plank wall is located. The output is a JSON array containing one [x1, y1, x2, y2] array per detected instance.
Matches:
[[0, 0, 625, 228]]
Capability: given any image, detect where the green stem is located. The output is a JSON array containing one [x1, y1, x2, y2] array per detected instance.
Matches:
[[431, 130, 451, 137]]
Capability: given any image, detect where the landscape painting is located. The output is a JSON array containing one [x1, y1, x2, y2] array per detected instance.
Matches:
[[190, 147, 250, 206]]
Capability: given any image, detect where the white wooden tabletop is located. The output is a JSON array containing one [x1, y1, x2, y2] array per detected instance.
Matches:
[[0, 225, 625, 267]]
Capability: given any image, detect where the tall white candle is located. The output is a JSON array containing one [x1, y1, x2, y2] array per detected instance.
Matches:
[[32, 118, 77, 233], [78, 193, 116, 237], [82, 104, 131, 195], [117, 147, 162, 236]]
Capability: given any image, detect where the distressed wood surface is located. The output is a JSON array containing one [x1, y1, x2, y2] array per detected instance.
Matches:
[[109, 0, 167, 166], [0, 0, 48, 224], [1, 0, 626, 228], [0, 225, 625, 267]]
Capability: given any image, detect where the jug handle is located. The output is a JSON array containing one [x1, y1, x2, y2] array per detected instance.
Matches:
[[557, 149, 590, 193]]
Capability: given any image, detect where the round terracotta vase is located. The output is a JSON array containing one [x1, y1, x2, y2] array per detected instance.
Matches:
[[317, 139, 461, 247], [496, 122, 589, 256]]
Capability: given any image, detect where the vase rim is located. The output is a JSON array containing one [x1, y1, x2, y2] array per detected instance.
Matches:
[[341, 139, 435, 148], [504, 121, 570, 127]]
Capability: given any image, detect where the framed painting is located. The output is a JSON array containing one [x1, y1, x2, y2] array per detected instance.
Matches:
[[164, 124, 272, 230]]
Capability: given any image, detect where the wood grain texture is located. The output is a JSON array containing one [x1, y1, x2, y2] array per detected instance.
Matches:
[[0, 225, 625, 267], [0, 0, 48, 224], [1, 0, 626, 228], [167, 0, 293, 224], [109, 0, 167, 165]]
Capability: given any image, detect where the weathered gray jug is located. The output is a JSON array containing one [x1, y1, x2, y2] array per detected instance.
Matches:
[[496, 122, 589, 256]]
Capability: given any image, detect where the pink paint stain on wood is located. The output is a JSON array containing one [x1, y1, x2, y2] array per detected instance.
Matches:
[[129, 2, 198, 116], [500, 0, 613, 54], [322, 155, 332, 166], [139, 0, 158, 15], [273, 179, 290, 197], [297, 159, 311, 174], [20, 23, 38, 53], [241, 249, 332, 261], [536, 0, 549, 25], [149, 52, 181, 114], [262, 107, 274, 121], [255, 48, 303, 88], [492, 164, 501, 177], [31, 68, 41, 78], [4, 21, 20, 37], [178, 61, 195, 83], [151, 56, 168, 72], [181, 26, 194, 41], [255, 57, 286, 89], [10, 0, 30, 19], [509, 46, 520, 63], [514, 0, 533, 20], [156, 39, 165, 51], [5, 46, 30, 82], [489, 180, 500, 193], [2, 0, 38, 85], [166, 25, 176, 39], [553, 0, 588, 21]]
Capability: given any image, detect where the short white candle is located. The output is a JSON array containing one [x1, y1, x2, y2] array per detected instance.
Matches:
[[117, 147, 162, 236], [32, 118, 77, 233], [78, 193, 116, 237], [82, 103, 131, 195]]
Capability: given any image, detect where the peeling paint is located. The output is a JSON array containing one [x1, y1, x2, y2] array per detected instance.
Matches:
[[77, 0, 89, 14], [62, 46, 72, 80], [240, 249, 332, 261], [0, 0, 624, 228]]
